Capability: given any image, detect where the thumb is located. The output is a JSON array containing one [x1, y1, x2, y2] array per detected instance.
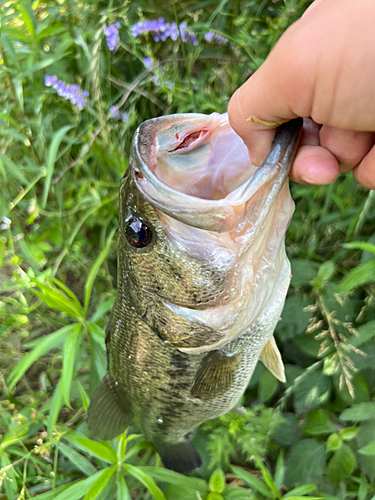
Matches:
[[227, 28, 306, 165]]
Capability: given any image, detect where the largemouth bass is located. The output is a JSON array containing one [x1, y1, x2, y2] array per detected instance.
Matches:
[[87, 113, 302, 473]]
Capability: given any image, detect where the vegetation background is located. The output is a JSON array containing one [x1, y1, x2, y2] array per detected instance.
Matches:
[[1, 0, 375, 499]]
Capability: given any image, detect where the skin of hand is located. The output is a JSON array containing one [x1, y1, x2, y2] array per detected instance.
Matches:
[[228, 0, 375, 189]]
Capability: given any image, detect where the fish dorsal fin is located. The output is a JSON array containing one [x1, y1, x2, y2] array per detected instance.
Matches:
[[87, 374, 133, 441], [191, 350, 241, 400], [259, 336, 286, 382]]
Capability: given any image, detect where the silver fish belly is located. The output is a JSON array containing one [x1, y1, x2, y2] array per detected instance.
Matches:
[[87, 114, 303, 473]]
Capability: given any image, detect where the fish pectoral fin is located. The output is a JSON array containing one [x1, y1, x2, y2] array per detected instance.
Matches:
[[156, 441, 202, 473], [87, 374, 133, 441], [259, 336, 286, 382], [191, 350, 241, 400]]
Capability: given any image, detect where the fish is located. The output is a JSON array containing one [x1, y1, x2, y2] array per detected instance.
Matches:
[[87, 113, 302, 473]]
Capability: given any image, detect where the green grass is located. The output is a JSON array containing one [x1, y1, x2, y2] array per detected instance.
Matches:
[[1, 0, 375, 499]]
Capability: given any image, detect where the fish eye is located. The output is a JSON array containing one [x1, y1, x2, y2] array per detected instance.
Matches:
[[124, 217, 153, 248]]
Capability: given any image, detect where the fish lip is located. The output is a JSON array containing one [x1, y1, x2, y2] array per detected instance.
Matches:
[[130, 115, 303, 232]]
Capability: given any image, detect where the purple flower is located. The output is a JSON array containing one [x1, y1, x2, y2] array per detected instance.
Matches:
[[45, 76, 89, 110], [130, 18, 197, 45], [104, 22, 120, 53], [204, 31, 228, 45], [109, 105, 129, 122], [143, 57, 153, 69], [45, 75, 58, 87]]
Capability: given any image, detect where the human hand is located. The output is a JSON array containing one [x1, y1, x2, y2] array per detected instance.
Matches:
[[228, 0, 375, 189]]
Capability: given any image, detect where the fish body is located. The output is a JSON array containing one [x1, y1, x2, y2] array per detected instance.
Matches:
[[87, 113, 302, 472]]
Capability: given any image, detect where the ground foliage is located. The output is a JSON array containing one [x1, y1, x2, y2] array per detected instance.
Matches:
[[0, 0, 375, 498]]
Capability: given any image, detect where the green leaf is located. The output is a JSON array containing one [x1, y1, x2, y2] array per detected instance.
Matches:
[[83, 228, 115, 315], [61, 324, 83, 408], [224, 487, 256, 500], [31, 279, 83, 318], [124, 465, 166, 500], [209, 467, 226, 494], [7, 324, 74, 390], [340, 402, 375, 421], [256, 460, 282, 500], [284, 440, 326, 488], [343, 242, 375, 255], [326, 433, 342, 452], [15, 1, 35, 38], [52, 469, 108, 500], [230, 466, 273, 498], [117, 473, 131, 500], [274, 450, 285, 490], [42, 125, 73, 208], [142, 466, 208, 494], [339, 259, 375, 293], [283, 484, 317, 498], [207, 493, 224, 500], [326, 444, 356, 483], [77, 380, 90, 412], [358, 440, 375, 456], [59, 442, 97, 476], [76, 438, 118, 463], [0, 152, 27, 184], [350, 320, 375, 347], [47, 377, 65, 437], [300, 409, 336, 436], [83, 465, 116, 500], [258, 370, 278, 403]]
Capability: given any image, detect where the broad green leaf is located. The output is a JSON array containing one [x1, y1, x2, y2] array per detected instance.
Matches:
[[207, 493, 224, 500], [230, 466, 273, 498], [326, 444, 356, 483], [209, 467, 226, 494], [75, 438, 117, 463], [258, 370, 278, 403], [340, 402, 375, 421], [7, 324, 74, 390], [358, 440, 375, 456], [300, 409, 336, 436], [350, 320, 375, 347], [83, 465, 116, 500], [59, 442, 97, 476], [42, 125, 73, 208], [339, 259, 375, 293], [84, 228, 116, 315], [284, 440, 326, 488], [61, 325, 83, 408], [326, 433, 342, 452], [124, 464, 166, 500]]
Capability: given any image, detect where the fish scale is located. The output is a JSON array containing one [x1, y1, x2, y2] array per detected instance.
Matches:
[[87, 114, 303, 473]]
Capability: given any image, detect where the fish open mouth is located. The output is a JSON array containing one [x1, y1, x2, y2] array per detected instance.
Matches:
[[148, 113, 255, 201], [131, 113, 302, 232]]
